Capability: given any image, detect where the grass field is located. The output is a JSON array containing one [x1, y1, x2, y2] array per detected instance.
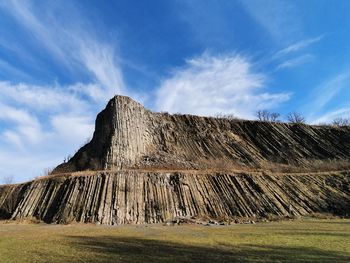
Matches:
[[0, 218, 350, 263]]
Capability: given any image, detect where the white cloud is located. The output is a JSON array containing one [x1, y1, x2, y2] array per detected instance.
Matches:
[[0, 103, 36, 125], [0, 81, 98, 182], [0, 1, 70, 66], [50, 115, 94, 144], [0, 81, 97, 145], [276, 36, 323, 56], [2, 130, 23, 149], [79, 42, 126, 100], [0, 2, 295, 183], [313, 72, 350, 110], [0, 1, 127, 182], [0, 103, 44, 147], [239, 0, 300, 41], [156, 53, 291, 118], [0, 0, 125, 101], [311, 107, 350, 125], [0, 81, 88, 112], [276, 54, 314, 70], [0, 58, 30, 80], [68, 83, 108, 103], [307, 71, 350, 123]]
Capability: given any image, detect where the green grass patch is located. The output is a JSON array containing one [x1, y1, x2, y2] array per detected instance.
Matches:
[[0, 219, 350, 262]]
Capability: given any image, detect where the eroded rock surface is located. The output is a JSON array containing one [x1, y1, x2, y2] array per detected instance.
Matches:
[[1, 95, 350, 224], [1, 171, 349, 224], [54, 96, 350, 173]]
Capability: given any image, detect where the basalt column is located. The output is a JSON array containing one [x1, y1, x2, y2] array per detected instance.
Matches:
[[104, 96, 151, 169], [52, 96, 152, 173]]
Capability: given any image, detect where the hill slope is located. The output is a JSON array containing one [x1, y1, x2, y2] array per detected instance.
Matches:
[[53, 95, 350, 173]]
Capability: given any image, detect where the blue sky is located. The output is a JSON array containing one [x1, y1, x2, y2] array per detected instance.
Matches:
[[1, 0, 350, 182]]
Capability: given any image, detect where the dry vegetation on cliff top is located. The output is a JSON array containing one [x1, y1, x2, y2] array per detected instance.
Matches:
[[0, 218, 350, 263]]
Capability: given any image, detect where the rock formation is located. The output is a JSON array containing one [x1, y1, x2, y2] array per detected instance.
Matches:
[[1, 95, 350, 224], [1, 171, 349, 224], [54, 95, 350, 172]]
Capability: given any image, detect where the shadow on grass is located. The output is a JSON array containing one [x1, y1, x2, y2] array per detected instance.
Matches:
[[66, 235, 350, 263]]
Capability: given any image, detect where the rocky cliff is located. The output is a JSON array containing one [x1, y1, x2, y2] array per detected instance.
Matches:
[[1, 95, 350, 224], [1, 171, 349, 224], [54, 95, 350, 173]]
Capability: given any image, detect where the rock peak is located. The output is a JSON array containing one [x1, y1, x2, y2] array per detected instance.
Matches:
[[108, 95, 145, 108], [53, 94, 151, 173]]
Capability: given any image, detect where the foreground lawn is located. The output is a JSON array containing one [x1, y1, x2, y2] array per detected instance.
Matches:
[[0, 219, 350, 263]]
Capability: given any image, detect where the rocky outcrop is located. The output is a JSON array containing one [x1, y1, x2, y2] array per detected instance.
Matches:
[[54, 96, 350, 173], [0, 183, 28, 219], [1, 95, 350, 224], [0, 171, 349, 224], [54, 96, 152, 172]]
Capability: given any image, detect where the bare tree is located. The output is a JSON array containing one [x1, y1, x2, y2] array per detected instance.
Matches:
[[287, 112, 305, 124], [270, 113, 280, 122], [256, 110, 280, 122], [256, 110, 269, 121], [63, 155, 72, 163], [215, 113, 240, 121], [332, 117, 350, 127], [1, 175, 14, 184]]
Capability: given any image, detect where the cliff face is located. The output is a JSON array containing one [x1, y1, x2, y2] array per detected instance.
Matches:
[[54, 95, 350, 173], [54, 96, 152, 172], [1, 171, 349, 224], [1, 95, 350, 225]]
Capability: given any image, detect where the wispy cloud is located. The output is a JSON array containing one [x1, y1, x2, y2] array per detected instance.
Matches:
[[50, 115, 94, 144], [276, 54, 314, 70], [156, 53, 291, 118], [0, 58, 31, 80], [79, 43, 125, 99], [307, 71, 350, 123], [0, 1, 129, 181], [0, 81, 97, 182], [0, 1, 74, 67], [311, 107, 350, 124], [0, 81, 95, 147], [0, 0, 126, 102], [239, 0, 300, 41], [276, 35, 323, 56], [0, 102, 44, 148], [0, 1, 296, 182], [0, 0, 121, 176], [312, 72, 350, 110], [0, 81, 87, 112]]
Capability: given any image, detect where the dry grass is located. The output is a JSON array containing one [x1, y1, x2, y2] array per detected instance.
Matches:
[[10, 158, 350, 186], [0, 219, 350, 262]]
